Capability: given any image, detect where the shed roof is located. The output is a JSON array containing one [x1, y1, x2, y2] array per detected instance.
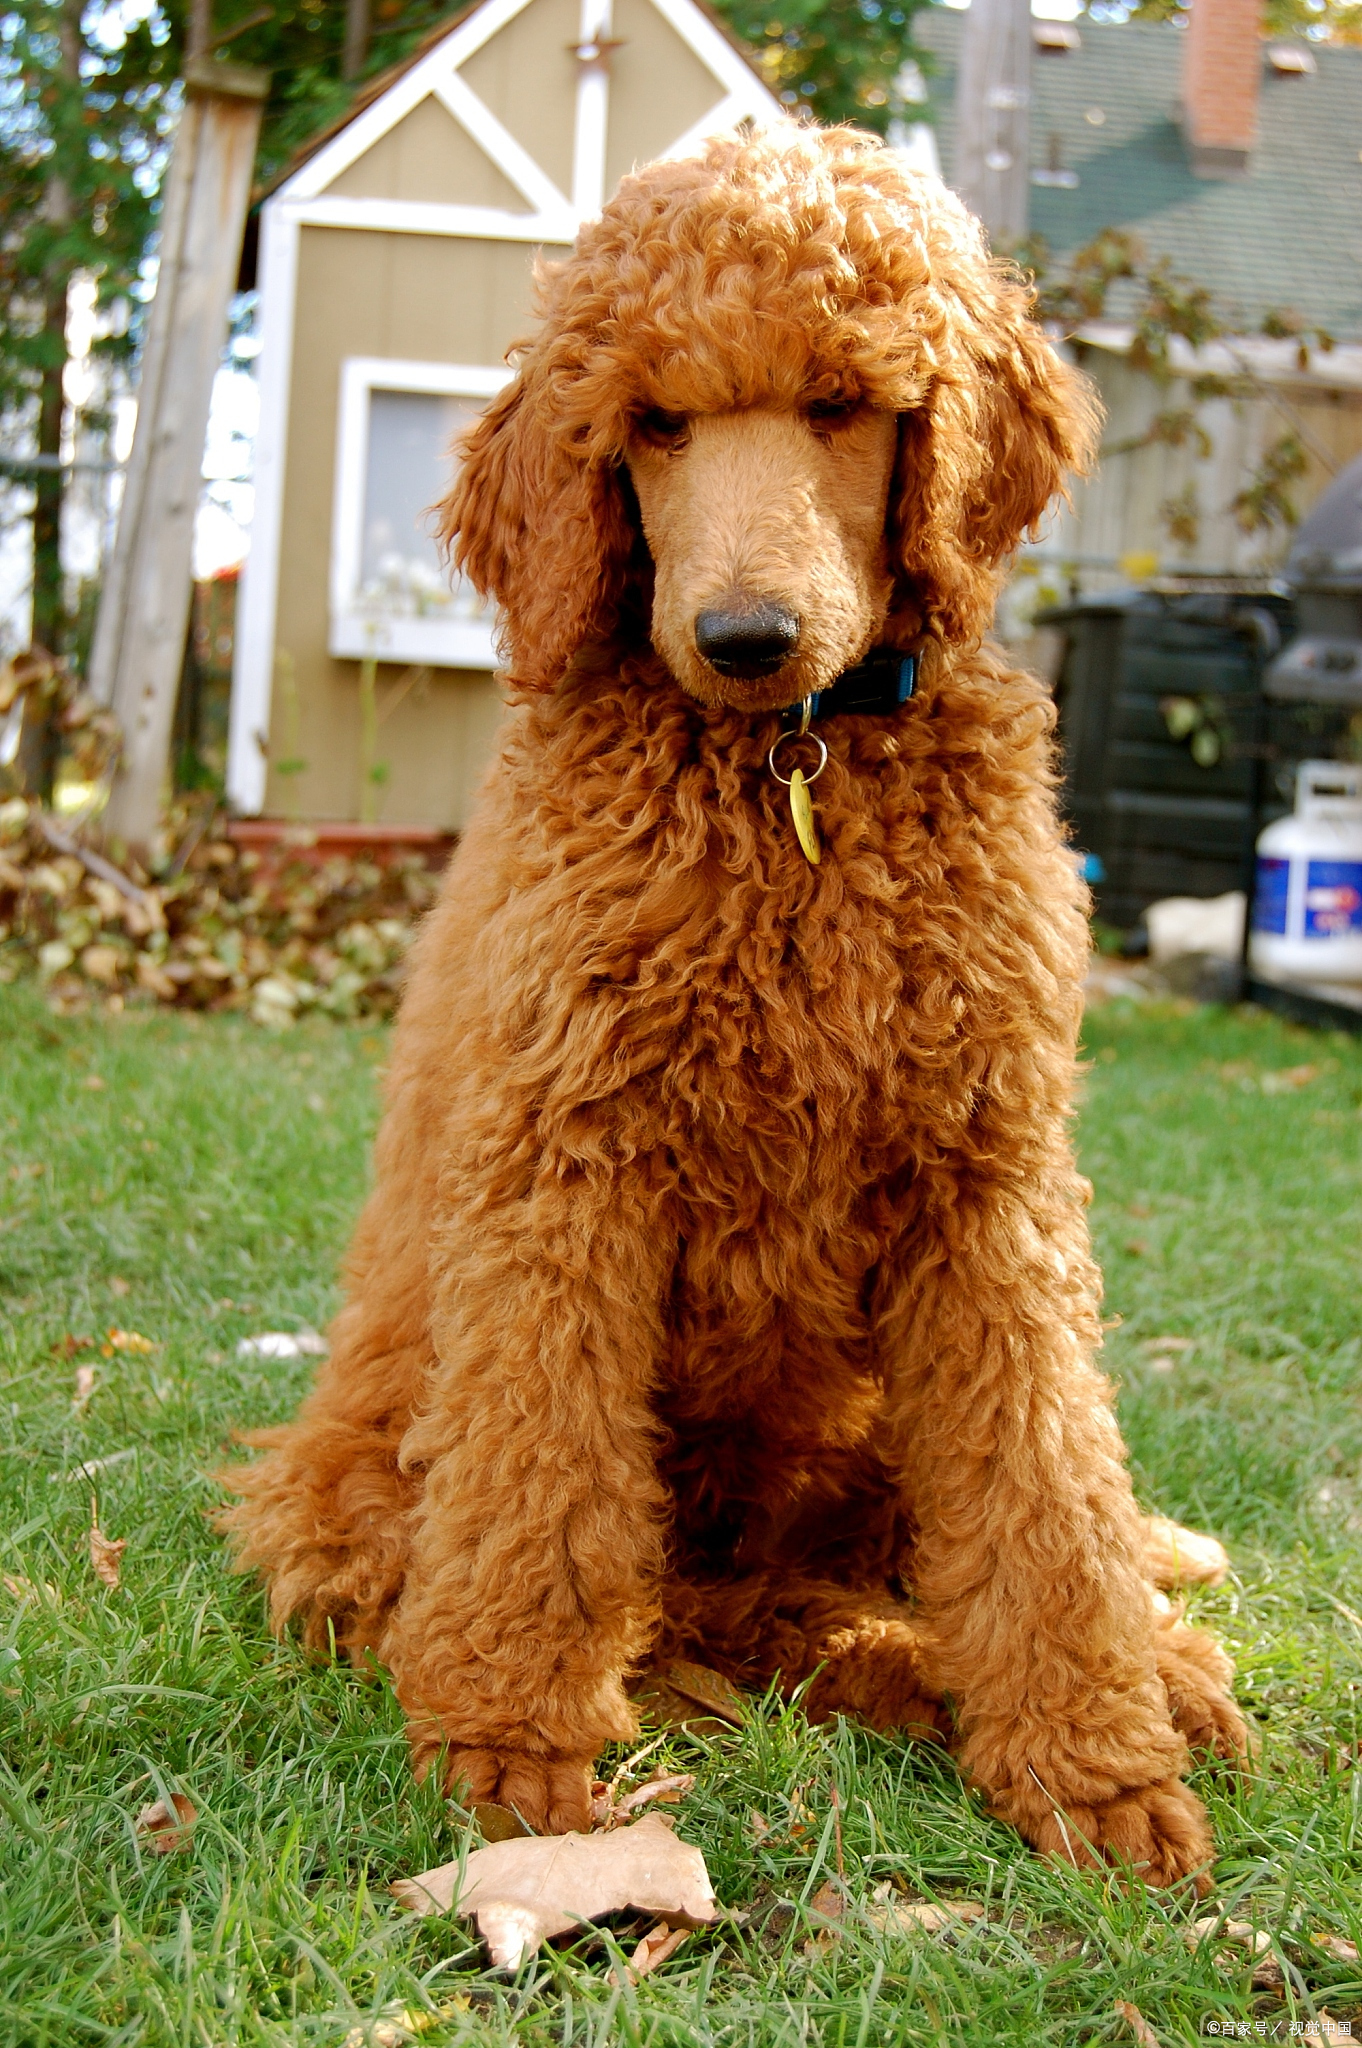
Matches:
[[916, 7, 1362, 340]]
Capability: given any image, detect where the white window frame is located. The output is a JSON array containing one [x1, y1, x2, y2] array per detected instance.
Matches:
[[329, 355, 512, 668]]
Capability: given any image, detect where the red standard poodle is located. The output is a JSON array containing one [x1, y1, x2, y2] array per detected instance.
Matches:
[[222, 124, 1249, 1886]]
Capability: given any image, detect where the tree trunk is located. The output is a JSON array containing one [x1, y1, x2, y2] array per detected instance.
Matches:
[[29, 0, 82, 665], [343, 0, 371, 81], [91, 66, 267, 860], [952, 0, 1031, 245], [30, 279, 68, 660]]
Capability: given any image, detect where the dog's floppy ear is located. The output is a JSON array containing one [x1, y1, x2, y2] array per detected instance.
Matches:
[[436, 375, 636, 693], [890, 299, 1097, 646]]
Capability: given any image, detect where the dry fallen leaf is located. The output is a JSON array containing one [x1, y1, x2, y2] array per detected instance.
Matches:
[[620, 1917, 690, 1984], [108, 1276, 130, 1297], [473, 1802, 531, 1844], [631, 1659, 745, 1733], [134, 1793, 198, 1853], [79, 1070, 107, 1090], [593, 1772, 695, 1830], [1113, 2001, 1161, 2047], [72, 1364, 96, 1413], [89, 1519, 126, 1590], [105, 1328, 154, 1354], [52, 1332, 95, 1360], [868, 1884, 986, 1939], [1312, 1931, 1361, 1963], [1184, 1916, 1273, 1959], [1260, 1063, 1319, 1094], [392, 1810, 720, 1970]]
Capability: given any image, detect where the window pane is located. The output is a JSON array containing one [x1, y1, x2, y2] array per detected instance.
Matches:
[[358, 388, 491, 623]]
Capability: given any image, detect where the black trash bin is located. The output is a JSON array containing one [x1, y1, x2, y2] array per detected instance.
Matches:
[[1039, 587, 1295, 932]]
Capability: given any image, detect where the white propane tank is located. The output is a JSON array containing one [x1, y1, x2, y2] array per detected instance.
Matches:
[[1251, 760, 1362, 984]]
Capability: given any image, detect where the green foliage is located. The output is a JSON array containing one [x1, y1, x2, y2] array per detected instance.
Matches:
[[711, 0, 929, 133], [0, 0, 171, 432], [1231, 431, 1310, 536], [2, 990, 1362, 2041]]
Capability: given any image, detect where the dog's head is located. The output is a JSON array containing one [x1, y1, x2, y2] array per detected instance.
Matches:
[[439, 124, 1097, 706]]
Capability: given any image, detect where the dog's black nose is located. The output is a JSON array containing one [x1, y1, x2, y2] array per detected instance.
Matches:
[[694, 603, 800, 677]]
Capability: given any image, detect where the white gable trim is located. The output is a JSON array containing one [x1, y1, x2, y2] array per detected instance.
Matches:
[[281, 194, 577, 242], [227, 203, 300, 814], [281, 0, 541, 202], [432, 68, 572, 216], [647, 0, 779, 112]]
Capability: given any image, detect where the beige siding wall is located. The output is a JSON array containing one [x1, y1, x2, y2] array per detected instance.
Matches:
[[459, 0, 581, 199], [268, 226, 568, 827], [606, 0, 727, 188], [1050, 350, 1362, 582]]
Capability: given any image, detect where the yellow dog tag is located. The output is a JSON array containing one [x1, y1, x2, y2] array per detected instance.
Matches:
[[789, 766, 821, 865]]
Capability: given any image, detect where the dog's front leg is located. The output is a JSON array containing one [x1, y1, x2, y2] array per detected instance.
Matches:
[[383, 1172, 670, 1835], [879, 1169, 1219, 1890]]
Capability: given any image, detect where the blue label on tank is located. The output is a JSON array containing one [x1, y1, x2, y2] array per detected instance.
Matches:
[[1304, 861, 1362, 938], [1253, 856, 1290, 934]]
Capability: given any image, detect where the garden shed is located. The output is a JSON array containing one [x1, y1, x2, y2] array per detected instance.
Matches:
[[225, 0, 779, 829]]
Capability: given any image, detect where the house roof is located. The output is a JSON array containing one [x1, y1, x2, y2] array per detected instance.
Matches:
[[916, 7, 1362, 341]]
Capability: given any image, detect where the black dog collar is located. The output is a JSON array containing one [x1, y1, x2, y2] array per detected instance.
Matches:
[[802, 647, 918, 721]]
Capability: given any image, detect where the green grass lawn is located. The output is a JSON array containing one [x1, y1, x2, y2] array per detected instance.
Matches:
[[3, 981, 1361, 2047]]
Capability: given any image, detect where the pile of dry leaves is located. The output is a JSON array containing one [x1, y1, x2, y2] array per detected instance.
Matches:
[[0, 799, 444, 1025]]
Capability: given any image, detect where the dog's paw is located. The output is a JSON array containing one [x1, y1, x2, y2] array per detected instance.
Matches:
[[801, 1616, 952, 1743], [1154, 1621, 1254, 1768], [1010, 1774, 1214, 1894], [439, 1746, 596, 1835]]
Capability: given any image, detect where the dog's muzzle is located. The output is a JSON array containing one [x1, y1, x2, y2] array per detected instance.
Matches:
[[695, 602, 800, 678]]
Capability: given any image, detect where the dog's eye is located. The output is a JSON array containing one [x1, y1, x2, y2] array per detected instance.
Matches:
[[637, 408, 690, 448], [806, 396, 862, 432]]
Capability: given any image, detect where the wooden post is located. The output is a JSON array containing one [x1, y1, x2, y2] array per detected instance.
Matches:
[[90, 58, 268, 857], [952, 0, 1031, 244]]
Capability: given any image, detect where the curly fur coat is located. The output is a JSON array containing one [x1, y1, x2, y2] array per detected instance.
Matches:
[[221, 124, 1248, 1885]]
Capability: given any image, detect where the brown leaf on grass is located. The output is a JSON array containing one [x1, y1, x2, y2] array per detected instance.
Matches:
[[1113, 2001, 1161, 2047], [618, 1917, 690, 1984], [1312, 1931, 1361, 1963], [1260, 1063, 1319, 1094], [134, 1793, 197, 1853], [391, 1810, 720, 1971], [79, 1070, 107, 1089], [595, 1773, 695, 1830], [473, 1802, 531, 1844], [800, 1878, 847, 1957], [630, 1659, 745, 1733], [1184, 1916, 1273, 1959], [867, 1884, 986, 1938], [72, 1364, 96, 1413], [105, 1328, 153, 1353], [108, 1277, 130, 1297], [52, 1332, 95, 1360], [89, 1516, 126, 1589], [1250, 1953, 1286, 1992], [749, 1810, 772, 1843], [2, 1573, 57, 1603], [807, 1880, 845, 1925]]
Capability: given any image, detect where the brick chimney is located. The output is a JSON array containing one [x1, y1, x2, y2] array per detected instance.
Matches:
[[1182, 0, 1261, 178]]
